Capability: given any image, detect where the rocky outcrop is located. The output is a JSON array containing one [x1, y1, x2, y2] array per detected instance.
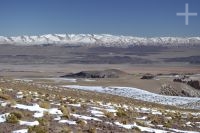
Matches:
[[160, 84, 197, 97], [160, 84, 180, 96], [60, 69, 127, 78], [173, 77, 200, 90], [140, 74, 155, 80], [187, 80, 200, 90], [173, 78, 184, 83]]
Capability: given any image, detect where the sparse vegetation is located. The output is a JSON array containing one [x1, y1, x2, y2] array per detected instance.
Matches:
[[104, 111, 115, 118], [39, 101, 51, 109], [60, 105, 70, 119], [131, 126, 141, 133], [148, 115, 165, 125], [60, 126, 72, 133], [76, 119, 86, 127], [6, 113, 19, 124], [0, 77, 200, 133], [116, 108, 127, 117], [88, 127, 97, 133], [28, 125, 48, 133], [10, 110, 24, 119], [37, 117, 50, 126], [136, 120, 147, 127], [0, 93, 11, 100]]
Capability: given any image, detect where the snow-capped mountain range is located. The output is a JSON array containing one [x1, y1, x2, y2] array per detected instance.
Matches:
[[0, 34, 200, 47]]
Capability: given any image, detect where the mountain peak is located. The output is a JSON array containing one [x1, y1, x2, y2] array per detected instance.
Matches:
[[0, 34, 200, 47]]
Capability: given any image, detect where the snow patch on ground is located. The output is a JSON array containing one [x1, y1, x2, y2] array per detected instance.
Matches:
[[59, 119, 77, 125], [115, 121, 200, 133], [68, 103, 81, 107], [62, 85, 200, 108], [0, 100, 8, 107], [114, 121, 168, 133], [37, 78, 77, 83], [0, 113, 9, 123], [19, 120, 39, 126], [71, 114, 102, 121], [12, 129, 28, 133], [12, 103, 62, 118], [90, 110, 105, 117]]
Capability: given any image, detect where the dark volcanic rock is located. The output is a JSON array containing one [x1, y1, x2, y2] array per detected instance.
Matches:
[[173, 78, 184, 83], [173, 77, 200, 90], [61, 69, 127, 78], [140, 74, 155, 80], [160, 84, 197, 97], [187, 80, 200, 90]]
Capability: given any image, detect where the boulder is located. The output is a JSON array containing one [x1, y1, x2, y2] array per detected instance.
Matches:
[[140, 74, 154, 80], [187, 80, 200, 90]]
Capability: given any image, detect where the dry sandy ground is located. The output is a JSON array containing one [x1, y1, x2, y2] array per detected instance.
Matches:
[[1, 64, 200, 77], [1, 64, 200, 94]]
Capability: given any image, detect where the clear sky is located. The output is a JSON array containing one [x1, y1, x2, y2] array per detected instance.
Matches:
[[0, 0, 199, 37]]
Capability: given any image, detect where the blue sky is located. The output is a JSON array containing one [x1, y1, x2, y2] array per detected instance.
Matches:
[[0, 0, 199, 37]]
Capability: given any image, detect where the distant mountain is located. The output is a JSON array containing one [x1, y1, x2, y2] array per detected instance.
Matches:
[[0, 34, 200, 47]]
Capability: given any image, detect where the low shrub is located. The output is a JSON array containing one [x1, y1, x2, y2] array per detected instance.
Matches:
[[76, 119, 86, 127], [28, 125, 48, 133], [104, 111, 115, 118], [10, 111, 24, 119], [39, 101, 51, 109], [88, 127, 96, 133], [116, 108, 127, 117], [132, 126, 141, 133], [0, 93, 11, 100], [60, 126, 72, 133], [6, 114, 19, 123], [60, 105, 70, 119], [37, 117, 49, 126]]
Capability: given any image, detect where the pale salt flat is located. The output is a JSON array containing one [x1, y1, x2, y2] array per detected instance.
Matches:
[[62, 85, 200, 109], [12, 129, 28, 133]]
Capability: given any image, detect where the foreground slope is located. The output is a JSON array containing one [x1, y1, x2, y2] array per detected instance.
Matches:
[[1, 78, 200, 133]]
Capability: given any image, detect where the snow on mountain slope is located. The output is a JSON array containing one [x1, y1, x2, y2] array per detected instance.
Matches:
[[0, 34, 200, 47]]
